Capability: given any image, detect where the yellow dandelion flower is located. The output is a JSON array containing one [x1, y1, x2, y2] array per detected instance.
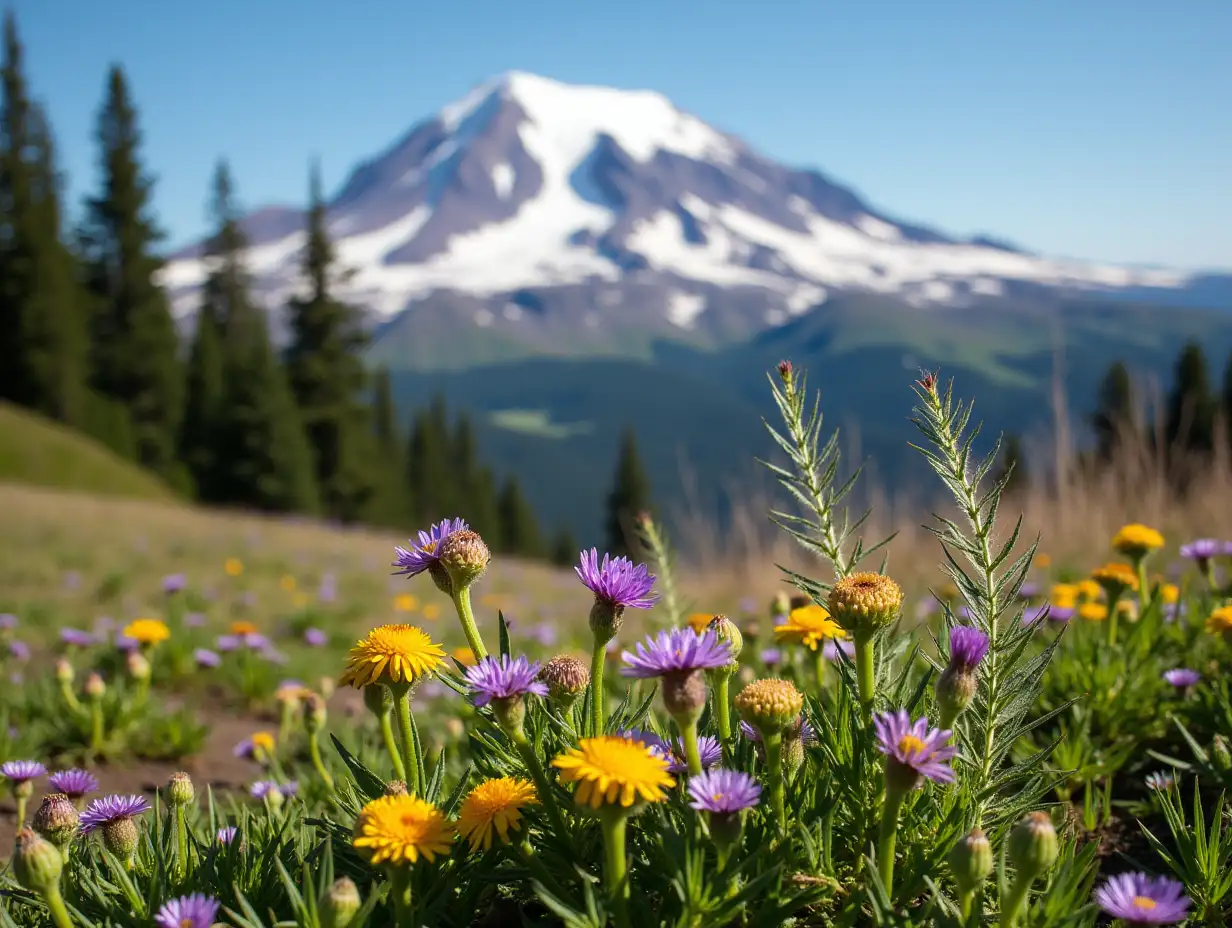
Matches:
[[352, 794, 454, 865], [393, 593, 418, 613], [339, 624, 445, 689], [551, 735, 676, 809], [1092, 563, 1138, 593], [1112, 524, 1164, 558], [1076, 580, 1102, 602], [457, 777, 538, 851], [280, 575, 297, 593], [1159, 583, 1179, 605], [1079, 603, 1108, 622], [687, 612, 715, 634], [224, 558, 244, 577], [230, 620, 259, 636], [774, 604, 846, 651], [123, 618, 169, 646], [452, 647, 477, 667], [1050, 583, 1079, 608], [1036, 553, 1052, 568], [422, 603, 441, 621], [1206, 606, 1232, 637]]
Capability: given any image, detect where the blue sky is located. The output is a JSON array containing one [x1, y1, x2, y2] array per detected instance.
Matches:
[[11, 0, 1231, 269]]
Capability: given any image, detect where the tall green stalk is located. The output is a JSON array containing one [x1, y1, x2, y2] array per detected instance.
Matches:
[[599, 811, 631, 928], [379, 712, 406, 783], [877, 788, 907, 896], [713, 677, 733, 746], [510, 730, 569, 839], [679, 720, 704, 776], [309, 731, 335, 790], [589, 636, 608, 737], [764, 730, 786, 833], [391, 686, 421, 795], [854, 632, 876, 712], [450, 587, 488, 661]]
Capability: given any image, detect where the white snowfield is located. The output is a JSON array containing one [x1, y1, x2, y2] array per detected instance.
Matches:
[[159, 71, 1192, 326]]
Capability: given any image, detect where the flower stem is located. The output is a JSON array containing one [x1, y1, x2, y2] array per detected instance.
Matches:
[[854, 632, 876, 712], [388, 866, 413, 924], [90, 701, 104, 755], [309, 731, 335, 790], [680, 720, 704, 776], [174, 805, 189, 878], [379, 711, 407, 783], [589, 635, 608, 737], [511, 730, 570, 839], [450, 587, 488, 661], [764, 730, 786, 833], [1000, 873, 1032, 928], [599, 811, 631, 928], [959, 888, 975, 924], [392, 686, 421, 795], [519, 838, 568, 898], [59, 681, 82, 715], [1107, 591, 1122, 647], [1135, 558, 1151, 611], [713, 676, 733, 747], [814, 649, 827, 692], [877, 787, 907, 897], [43, 887, 74, 928], [15, 796, 27, 828]]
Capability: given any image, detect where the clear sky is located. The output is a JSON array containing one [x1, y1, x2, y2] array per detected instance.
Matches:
[[10, 0, 1231, 269]]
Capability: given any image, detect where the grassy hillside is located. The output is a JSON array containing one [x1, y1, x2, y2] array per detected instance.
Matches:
[[0, 402, 175, 502]]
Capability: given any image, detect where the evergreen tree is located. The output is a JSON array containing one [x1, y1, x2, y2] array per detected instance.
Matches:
[[550, 526, 578, 567], [284, 162, 373, 522], [363, 366, 411, 527], [179, 302, 224, 500], [406, 395, 454, 523], [604, 426, 653, 557], [496, 476, 543, 556], [451, 413, 499, 536], [0, 13, 88, 424], [79, 65, 182, 480], [1164, 341, 1217, 457], [1089, 360, 1138, 463]]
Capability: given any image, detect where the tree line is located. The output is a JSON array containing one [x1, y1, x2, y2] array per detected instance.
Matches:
[[0, 12, 667, 563]]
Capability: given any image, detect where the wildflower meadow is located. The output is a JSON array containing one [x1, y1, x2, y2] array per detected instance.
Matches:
[[2, 364, 1231, 927]]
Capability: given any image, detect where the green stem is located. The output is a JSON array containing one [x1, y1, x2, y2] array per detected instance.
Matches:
[[15, 795, 27, 828], [309, 732, 335, 790], [277, 703, 294, 748], [877, 787, 907, 898], [511, 730, 570, 839], [713, 676, 732, 747], [1000, 874, 1031, 928], [450, 586, 488, 661], [43, 887, 74, 928], [519, 838, 569, 898], [814, 649, 827, 693], [59, 682, 82, 715], [959, 888, 975, 924], [600, 812, 631, 928], [937, 704, 958, 733], [389, 866, 413, 924], [680, 720, 704, 776], [1136, 559, 1151, 611], [854, 632, 876, 712], [174, 805, 189, 878], [90, 702, 104, 755], [393, 687, 421, 795], [589, 635, 608, 738], [1107, 591, 1123, 647], [379, 711, 407, 783], [764, 730, 786, 833]]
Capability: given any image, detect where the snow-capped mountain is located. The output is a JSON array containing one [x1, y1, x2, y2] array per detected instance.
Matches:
[[159, 71, 1219, 348]]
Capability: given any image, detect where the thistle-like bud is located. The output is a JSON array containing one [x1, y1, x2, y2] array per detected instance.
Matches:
[[784, 734, 806, 776], [947, 827, 994, 895], [166, 771, 195, 808], [492, 696, 527, 735], [321, 876, 362, 928], [102, 815, 140, 861], [13, 828, 63, 894], [1212, 734, 1231, 772], [827, 572, 904, 637], [936, 626, 990, 728], [734, 678, 803, 735], [304, 692, 328, 733], [126, 650, 151, 682], [84, 672, 106, 700], [384, 780, 408, 797], [588, 599, 624, 644], [705, 615, 743, 678], [776, 359, 794, 390], [363, 683, 393, 718], [539, 655, 589, 705], [1007, 811, 1058, 880], [661, 670, 708, 724], [32, 794, 78, 851], [55, 658, 74, 684], [437, 529, 490, 591]]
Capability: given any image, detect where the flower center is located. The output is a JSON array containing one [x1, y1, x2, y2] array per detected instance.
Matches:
[[1131, 897, 1157, 911], [897, 734, 926, 754], [180, 919, 195, 928], [711, 792, 725, 802]]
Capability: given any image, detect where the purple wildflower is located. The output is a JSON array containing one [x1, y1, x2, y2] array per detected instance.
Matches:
[[318, 573, 337, 603], [0, 613, 16, 630], [531, 622, 558, 647], [1094, 872, 1190, 925], [622, 729, 722, 773], [154, 893, 220, 928], [1, 760, 46, 785], [739, 596, 758, 615], [947, 626, 990, 670], [1145, 771, 1176, 791], [215, 634, 239, 652], [1163, 668, 1200, 689], [620, 628, 731, 678], [279, 781, 299, 798], [1179, 539, 1232, 561], [303, 627, 328, 647], [1017, 582, 1041, 599], [393, 518, 469, 577], [575, 549, 658, 609], [59, 627, 96, 647], [874, 710, 957, 786], [1046, 604, 1075, 623], [822, 639, 855, 661], [740, 719, 817, 745], [216, 826, 238, 845], [249, 781, 281, 800], [183, 612, 207, 628], [49, 768, 99, 799], [194, 648, 222, 669], [161, 574, 187, 595], [80, 794, 151, 833], [760, 647, 783, 666], [464, 655, 548, 707], [114, 634, 139, 652], [7, 640, 30, 661], [687, 768, 762, 814]]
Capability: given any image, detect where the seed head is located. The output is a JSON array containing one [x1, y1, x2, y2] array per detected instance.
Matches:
[[103, 816, 141, 860], [1008, 811, 1059, 880], [1212, 734, 1231, 772], [539, 655, 590, 701], [437, 529, 491, 590], [13, 828, 63, 894], [385, 780, 409, 797], [304, 692, 328, 732], [827, 572, 904, 636], [734, 678, 803, 735], [166, 772, 195, 808], [32, 794, 78, 851], [126, 650, 151, 682]]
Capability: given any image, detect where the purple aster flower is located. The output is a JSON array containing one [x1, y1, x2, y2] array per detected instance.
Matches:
[[243, 632, 269, 650], [1046, 604, 1075, 623], [59, 627, 96, 647], [823, 639, 855, 661], [1094, 872, 1190, 925], [0, 613, 16, 630], [49, 768, 99, 799], [419, 680, 446, 700], [115, 634, 139, 653], [620, 628, 731, 678], [947, 626, 990, 670], [1180, 539, 1232, 562], [7, 640, 30, 661], [1, 760, 46, 785], [464, 655, 548, 707], [621, 729, 722, 773], [318, 573, 337, 603], [216, 634, 240, 652], [249, 780, 281, 799], [956, 605, 975, 620], [772, 613, 788, 627], [154, 893, 220, 928], [874, 710, 957, 787], [80, 794, 151, 833], [575, 548, 658, 609], [739, 596, 758, 615], [687, 768, 762, 813], [1163, 668, 1200, 689], [194, 648, 222, 669], [279, 781, 299, 798], [161, 574, 187, 595], [1145, 771, 1176, 791], [531, 622, 558, 647], [303, 627, 327, 647], [216, 826, 238, 845], [1017, 582, 1040, 599], [393, 518, 469, 577], [184, 612, 207, 628], [740, 719, 817, 745], [760, 647, 783, 666]]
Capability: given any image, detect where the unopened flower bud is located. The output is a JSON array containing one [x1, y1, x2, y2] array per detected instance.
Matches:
[[14, 828, 63, 894], [734, 678, 803, 735], [166, 771, 195, 808], [588, 599, 624, 644], [948, 827, 993, 894], [784, 735, 806, 776], [705, 615, 743, 678], [384, 780, 408, 797], [438, 529, 490, 591], [55, 659, 74, 684], [321, 875, 362, 928], [661, 670, 708, 725], [1212, 734, 1231, 772], [32, 794, 78, 851], [363, 684, 392, 718], [827, 572, 904, 637], [492, 695, 527, 735], [102, 815, 140, 861], [84, 672, 106, 700], [126, 650, 151, 682], [304, 693, 327, 733], [539, 655, 589, 706], [936, 667, 977, 727], [1008, 811, 1058, 880]]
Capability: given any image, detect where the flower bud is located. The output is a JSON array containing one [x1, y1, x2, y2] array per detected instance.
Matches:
[[1212, 734, 1231, 772], [166, 771, 195, 808], [14, 828, 63, 894], [770, 591, 791, 618], [321, 876, 362, 928], [126, 650, 151, 682], [492, 695, 527, 735], [827, 572, 904, 637], [539, 655, 589, 706], [1007, 811, 1058, 880], [437, 529, 490, 591], [304, 693, 328, 733], [384, 780, 408, 797], [588, 599, 624, 644], [102, 815, 140, 861], [936, 666, 978, 725], [705, 615, 743, 678], [708, 811, 744, 853], [661, 670, 708, 725], [55, 658, 74, 684], [948, 827, 993, 895], [784, 735, 806, 776], [32, 794, 78, 851], [734, 678, 803, 735], [362, 683, 392, 718], [84, 672, 106, 700], [318, 675, 336, 699]]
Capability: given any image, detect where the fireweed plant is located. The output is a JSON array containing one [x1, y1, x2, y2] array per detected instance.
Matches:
[[1, 364, 1230, 927]]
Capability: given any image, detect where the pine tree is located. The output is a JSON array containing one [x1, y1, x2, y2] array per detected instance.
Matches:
[[1164, 341, 1217, 457], [1089, 360, 1138, 463], [550, 526, 578, 567], [179, 302, 224, 500], [406, 395, 454, 523], [363, 366, 411, 527], [451, 413, 499, 536], [496, 476, 543, 556], [284, 162, 373, 522], [79, 65, 182, 479], [0, 13, 88, 424], [604, 426, 653, 557]]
